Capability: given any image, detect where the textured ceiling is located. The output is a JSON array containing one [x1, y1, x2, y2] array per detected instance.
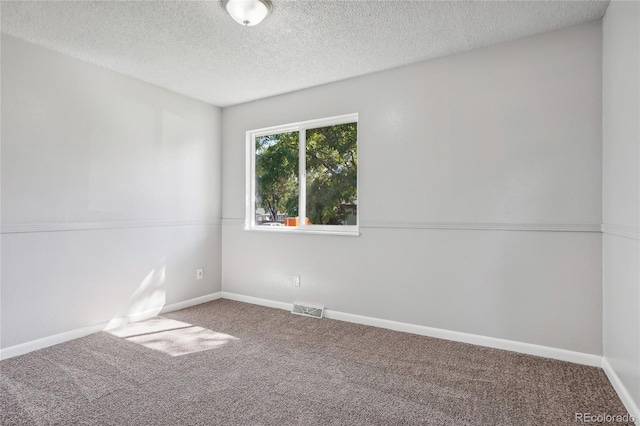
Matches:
[[1, 0, 609, 107]]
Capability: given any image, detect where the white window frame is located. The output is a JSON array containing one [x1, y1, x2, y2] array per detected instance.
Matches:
[[246, 113, 359, 236]]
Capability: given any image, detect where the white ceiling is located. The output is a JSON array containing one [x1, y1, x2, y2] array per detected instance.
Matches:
[[1, 0, 609, 107]]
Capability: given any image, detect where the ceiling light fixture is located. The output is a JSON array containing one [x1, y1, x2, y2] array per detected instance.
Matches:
[[224, 0, 273, 27]]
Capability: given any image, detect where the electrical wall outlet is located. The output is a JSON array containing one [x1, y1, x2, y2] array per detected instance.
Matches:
[[196, 268, 204, 280], [293, 275, 300, 287]]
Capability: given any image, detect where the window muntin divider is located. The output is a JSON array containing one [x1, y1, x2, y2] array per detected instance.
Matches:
[[298, 127, 306, 230]]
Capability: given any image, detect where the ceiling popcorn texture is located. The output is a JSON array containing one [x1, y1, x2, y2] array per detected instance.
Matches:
[[1, 1, 609, 107]]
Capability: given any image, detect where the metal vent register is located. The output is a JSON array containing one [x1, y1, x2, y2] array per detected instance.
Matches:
[[291, 303, 324, 319]]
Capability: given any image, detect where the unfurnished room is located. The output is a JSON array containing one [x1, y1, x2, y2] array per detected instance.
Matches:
[[0, 0, 639, 425]]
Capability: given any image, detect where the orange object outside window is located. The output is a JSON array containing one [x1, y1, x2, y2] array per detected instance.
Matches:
[[284, 217, 310, 226]]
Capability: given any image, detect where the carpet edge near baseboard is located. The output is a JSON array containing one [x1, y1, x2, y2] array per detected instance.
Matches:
[[0, 291, 223, 360], [220, 291, 601, 367], [602, 357, 640, 425], [4, 290, 636, 424], [221, 291, 640, 424], [0, 291, 601, 367]]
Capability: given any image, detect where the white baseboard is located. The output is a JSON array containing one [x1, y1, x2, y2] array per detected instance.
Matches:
[[325, 309, 602, 367], [220, 291, 601, 367], [0, 292, 222, 360], [602, 357, 640, 425], [160, 292, 222, 314], [105, 292, 224, 329], [0, 321, 111, 361], [220, 291, 292, 311]]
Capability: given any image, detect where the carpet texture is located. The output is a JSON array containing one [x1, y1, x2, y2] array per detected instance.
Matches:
[[0, 299, 633, 425]]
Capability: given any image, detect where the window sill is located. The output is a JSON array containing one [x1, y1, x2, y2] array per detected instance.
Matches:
[[244, 226, 360, 237]]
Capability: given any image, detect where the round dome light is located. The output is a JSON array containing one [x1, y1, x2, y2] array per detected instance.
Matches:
[[224, 0, 273, 27]]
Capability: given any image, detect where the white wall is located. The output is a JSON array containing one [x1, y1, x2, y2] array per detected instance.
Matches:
[[222, 22, 603, 354], [602, 0, 640, 414], [0, 35, 222, 348]]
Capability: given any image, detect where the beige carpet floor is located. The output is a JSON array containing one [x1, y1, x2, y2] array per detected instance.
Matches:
[[0, 299, 633, 425]]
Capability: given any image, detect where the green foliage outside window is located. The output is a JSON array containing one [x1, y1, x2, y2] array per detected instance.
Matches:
[[255, 131, 299, 222], [255, 122, 357, 225]]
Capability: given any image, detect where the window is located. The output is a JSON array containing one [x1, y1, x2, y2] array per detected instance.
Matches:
[[246, 113, 358, 235]]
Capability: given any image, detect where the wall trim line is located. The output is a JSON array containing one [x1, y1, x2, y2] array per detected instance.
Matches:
[[222, 218, 245, 223], [361, 221, 601, 232], [0, 219, 222, 234], [602, 357, 640, 424], [602, 223, 640, 240], [220, 292, 602, 367], [0, 292, 223, 360], [222, 218, 601, 232]]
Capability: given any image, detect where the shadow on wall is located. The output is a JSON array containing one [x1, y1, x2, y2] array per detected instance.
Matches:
[[105, 258, 167, 330], [102, 259, 237, 356]]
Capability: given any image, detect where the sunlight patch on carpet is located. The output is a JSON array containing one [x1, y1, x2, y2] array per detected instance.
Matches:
[[107, 317, 238, 356]]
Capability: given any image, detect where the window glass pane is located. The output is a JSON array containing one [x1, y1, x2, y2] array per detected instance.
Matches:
[[255, 131, 299, 227], [305, 122, 357, 226]]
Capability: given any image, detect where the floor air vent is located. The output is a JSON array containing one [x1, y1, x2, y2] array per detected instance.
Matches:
[[292, 302, 324, 319]]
